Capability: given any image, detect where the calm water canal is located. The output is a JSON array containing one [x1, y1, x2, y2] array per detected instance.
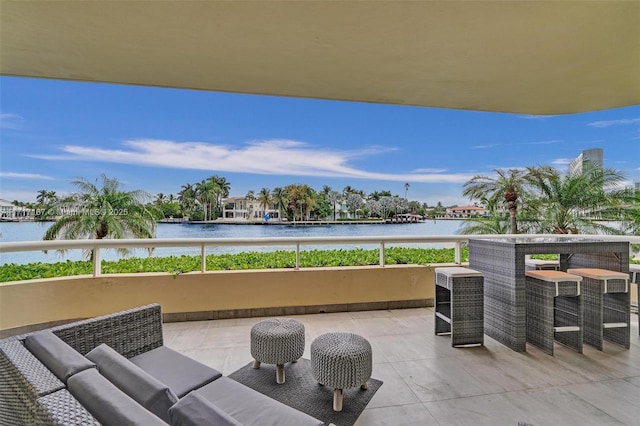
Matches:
[[0, 220, 464, 265]]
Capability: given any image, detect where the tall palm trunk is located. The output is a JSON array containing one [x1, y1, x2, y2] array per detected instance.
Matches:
[[505, 191, 519, 234]]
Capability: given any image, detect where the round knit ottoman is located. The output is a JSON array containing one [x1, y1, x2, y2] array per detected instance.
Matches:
[[311, 332, 372, 411], [250, 317, 305, 384]]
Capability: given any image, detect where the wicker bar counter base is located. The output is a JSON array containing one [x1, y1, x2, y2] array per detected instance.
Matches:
[[434, 267, 484, 347], [250, 317, 305, 384], [525, 270, 583, 356], [567, 268, 630, 351], [310, 332, 372, 412]]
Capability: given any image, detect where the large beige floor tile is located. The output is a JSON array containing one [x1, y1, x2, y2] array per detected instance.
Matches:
[[366, 362, 420, 409], [356, 403, 439, 426]]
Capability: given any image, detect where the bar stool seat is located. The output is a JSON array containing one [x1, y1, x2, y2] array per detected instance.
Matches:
[[567, 268, 630, 350], [434, 267, 484, 347], [525, 270, 583, 355]]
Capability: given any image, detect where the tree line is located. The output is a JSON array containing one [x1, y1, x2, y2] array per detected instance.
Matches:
[[16, 159, 639, 259], [19, 177, 441, 224], [462, 160, 639, 236]]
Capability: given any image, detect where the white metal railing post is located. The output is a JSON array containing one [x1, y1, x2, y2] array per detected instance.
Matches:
[[455, 241, 462, 265], [380, 242, 385, 267], [93, 246, 101, 277], [295, 243, 300, 270], [201, 245, 206, 273]]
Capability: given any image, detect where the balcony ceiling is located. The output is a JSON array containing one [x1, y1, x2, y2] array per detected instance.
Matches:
[[1, 1, 639, 114]]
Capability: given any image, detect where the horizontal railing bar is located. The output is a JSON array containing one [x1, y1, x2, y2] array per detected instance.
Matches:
[[1, 234, 639, 253]]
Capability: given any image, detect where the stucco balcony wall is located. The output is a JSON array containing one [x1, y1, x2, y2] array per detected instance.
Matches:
[[0, 264, 435, 337]]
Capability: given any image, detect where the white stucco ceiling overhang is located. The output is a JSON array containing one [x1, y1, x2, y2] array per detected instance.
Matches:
[[1, 1, 639, 114]]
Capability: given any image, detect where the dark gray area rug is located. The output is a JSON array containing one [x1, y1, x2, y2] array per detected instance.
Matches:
[[228, 358, 382, 426]]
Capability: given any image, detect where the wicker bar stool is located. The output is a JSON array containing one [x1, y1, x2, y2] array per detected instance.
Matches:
[[567, 268, 630, 350], [630, 264, 640, 334], [310, 332, 372, 412], [525, 270, 583, 355], [434, 267, 484, 347], [250, 318, 305, 384], [629, 263, 640, 314]]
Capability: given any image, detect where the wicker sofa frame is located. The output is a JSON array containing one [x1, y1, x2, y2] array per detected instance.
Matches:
[[0, 304, 163, 425]]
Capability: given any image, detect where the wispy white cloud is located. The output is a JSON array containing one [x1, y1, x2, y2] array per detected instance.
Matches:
[[0, 172, 53, 180], [473, 140, 559, 149], [0, 113, 25, 129], [30, 139, 476, 184], [551, 158, 573, 165], [412, 168, 448, 173], [587, 118, 640, 128], [518, 115, 557, 120]]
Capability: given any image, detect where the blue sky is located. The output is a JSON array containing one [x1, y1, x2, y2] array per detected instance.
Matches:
[[1, 76, 639, 206]]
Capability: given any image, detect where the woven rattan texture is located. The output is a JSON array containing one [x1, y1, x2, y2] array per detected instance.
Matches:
[[50, 304, 164, 358], [435, 270, 484, 346], [311, 332, 372, 389], [469, 239, 629, 352], [525, 276, 583, 355], [0, 340, 66, 425], [36, 389, 100, 425], [250, 317, 305, 365], [0, 303, 164, 425], [576, 275, 630, 350]]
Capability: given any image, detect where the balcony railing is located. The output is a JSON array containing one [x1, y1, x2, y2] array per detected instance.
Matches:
[[1, 234, 638, 278]]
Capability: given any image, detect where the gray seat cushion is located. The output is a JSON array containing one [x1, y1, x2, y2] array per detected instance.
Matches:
[[130, 345, 222, 398], [86, 343, 178, 423], [67, 368, 166, 426], [24, 331, 95, 383], [168, 391, 242, 426], [195, 377, 323, 426]]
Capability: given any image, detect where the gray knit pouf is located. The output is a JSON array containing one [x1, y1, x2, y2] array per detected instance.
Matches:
[[311, 332, 372, 412], [250, 317, 305, 384]]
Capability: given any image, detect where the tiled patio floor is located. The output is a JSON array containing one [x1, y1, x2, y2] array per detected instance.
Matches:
[[163, 308, 640, 426]]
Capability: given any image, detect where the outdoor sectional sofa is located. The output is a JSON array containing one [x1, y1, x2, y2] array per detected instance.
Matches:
[[0, 303, 324, 426]]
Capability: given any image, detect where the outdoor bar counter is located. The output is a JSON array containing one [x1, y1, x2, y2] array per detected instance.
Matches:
[[468, 238, 630, 352]]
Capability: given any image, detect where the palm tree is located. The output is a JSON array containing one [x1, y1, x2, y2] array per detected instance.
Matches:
[[154, 193, 166, 207], [208, 175, 230, 217], [460, 211, 511, 235], [285, 184, 316, 220], [524, 163, 639, 235], [195, 180, 211, 221], [36, 189, 48, 205], [178, 184, 197, 218], [43, 175, 157, 259], [271, 187, 288, 221], [463, 168, 529, 234], [258, 187, 272, 219]]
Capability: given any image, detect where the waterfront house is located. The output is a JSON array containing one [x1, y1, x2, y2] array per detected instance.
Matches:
[[222, 197, 280, 221], [444, 205, 487, 219], [0, 199, 33, 221]]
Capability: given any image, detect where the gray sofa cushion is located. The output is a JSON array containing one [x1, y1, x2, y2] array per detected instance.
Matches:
[[130, 345, 222, 398], [195, 377, 323, 426], [168, 391, 242, 426], [67, 369, 166, 426], [86, 343, 178, 423], [24, 331, 95, 383]]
